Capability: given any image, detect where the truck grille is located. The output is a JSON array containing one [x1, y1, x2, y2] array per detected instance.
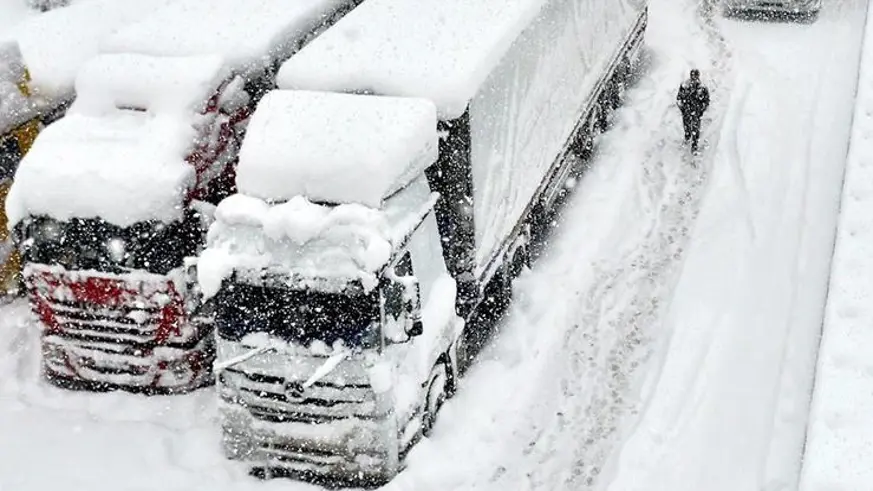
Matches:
[[24, 263, 212, 392], [220, 367, 378, 424]]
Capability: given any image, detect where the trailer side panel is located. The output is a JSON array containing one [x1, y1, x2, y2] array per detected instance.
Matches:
[[469, 0, 644, 273]]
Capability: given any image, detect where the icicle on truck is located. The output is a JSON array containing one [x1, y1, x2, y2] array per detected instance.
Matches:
[[5, 0, 362, 394], [200, 0, 648, 483]]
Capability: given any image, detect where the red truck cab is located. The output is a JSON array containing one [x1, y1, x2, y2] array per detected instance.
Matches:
[[7, 53, 249, 393]]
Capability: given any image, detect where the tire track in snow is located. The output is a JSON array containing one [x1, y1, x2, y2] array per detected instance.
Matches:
[[487, 1, 736, 489]]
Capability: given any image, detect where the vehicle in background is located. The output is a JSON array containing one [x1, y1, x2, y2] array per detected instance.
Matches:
[[26, 0, 71, 12], [6, 0, 363, 394], [4, 0, 174, 128], [203, 0, 648, 483], [0, 42, 40, 297], [722, 0, 821, 21], [0, 0, 164, 297]]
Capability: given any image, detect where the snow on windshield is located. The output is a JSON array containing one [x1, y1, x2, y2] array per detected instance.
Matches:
[[198, 176, 437, 299], [235, 89, 437, 207]]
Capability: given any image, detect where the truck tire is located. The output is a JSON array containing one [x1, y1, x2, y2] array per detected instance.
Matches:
[[421, 355, 454, 437]]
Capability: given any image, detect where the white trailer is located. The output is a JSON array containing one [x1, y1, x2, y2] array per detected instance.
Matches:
[[203, 0, 647, 483], [6, 0, 363, 395], [278, 0, 647, 314]]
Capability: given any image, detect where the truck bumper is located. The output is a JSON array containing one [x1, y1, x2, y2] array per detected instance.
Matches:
[[24, 263, 213, 394], [216, 338, 400, 485], [220, 401, 397, 486]]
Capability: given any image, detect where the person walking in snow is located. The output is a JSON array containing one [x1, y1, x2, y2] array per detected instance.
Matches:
[[677, 69, 709, 153]]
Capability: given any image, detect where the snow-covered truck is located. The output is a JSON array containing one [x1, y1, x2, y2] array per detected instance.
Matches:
[[0, 0, 164, 296], [5, 0, 363, 394], [201, 0, 647, 482]]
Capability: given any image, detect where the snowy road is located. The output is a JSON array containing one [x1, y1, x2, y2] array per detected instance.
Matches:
[[0, 0, 867, 490], [605, 1, 867, 490]]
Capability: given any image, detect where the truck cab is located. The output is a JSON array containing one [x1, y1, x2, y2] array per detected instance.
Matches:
[[7, 53, 249, 393], [200, 90, 462, 483]]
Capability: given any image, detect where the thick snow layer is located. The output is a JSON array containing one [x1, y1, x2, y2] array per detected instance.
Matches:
[[5, 110, 196, 227], [799, 6, 873, 490], [71, 53, 229, 116], [101, 0, 353, 78], [278, 0, 640, 119], [236, 90, 437, 207], [198, 176, 437, 298], [2, 0, 169, 99]]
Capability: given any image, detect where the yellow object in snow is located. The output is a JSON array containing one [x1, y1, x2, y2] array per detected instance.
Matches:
[[0, 49, 40, 296]]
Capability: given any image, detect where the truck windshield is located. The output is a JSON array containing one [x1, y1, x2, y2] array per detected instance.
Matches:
[[20, 211, 203, 275], [214, 281, 380, 349]]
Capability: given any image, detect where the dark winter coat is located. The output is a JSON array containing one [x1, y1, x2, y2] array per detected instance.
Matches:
[[677, 80, 710, 120]]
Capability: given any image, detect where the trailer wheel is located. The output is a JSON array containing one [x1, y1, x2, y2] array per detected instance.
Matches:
[[421, 356, 453, 437]]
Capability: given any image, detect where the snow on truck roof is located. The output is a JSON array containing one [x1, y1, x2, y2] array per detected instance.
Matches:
[[4, 53, 229, 228], [101, 0, 353, 78], [277, 0, 551, 119], [71, 53, 229, 116], [236, 90, 438, 208], [6, 111, 195, 228], [2, 0, 171, 99]]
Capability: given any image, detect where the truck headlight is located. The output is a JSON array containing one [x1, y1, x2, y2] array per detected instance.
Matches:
[[105, 237, 126, 263], [35, 218, 61, 242]]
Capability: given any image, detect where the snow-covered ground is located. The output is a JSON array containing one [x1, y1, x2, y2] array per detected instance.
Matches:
[[0, 0, 867, 490], [799, 6, 873, 491], [606, 1, 867, 490]]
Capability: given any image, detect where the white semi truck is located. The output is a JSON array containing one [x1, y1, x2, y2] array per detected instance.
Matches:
[[7, 0, 363, 394], [200, 0, 648, 483]]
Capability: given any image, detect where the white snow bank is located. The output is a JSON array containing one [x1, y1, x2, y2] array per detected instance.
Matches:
[[2, 0, 169, 99], [101, 0, 353, 78], [276, 0, 554, 119], [236, 90, 437, 207], [5, 110, 196, 227], [198, 176, 437, 299], [0, 41, 38, 134], [71, 53, 229, 116], [799, 9, 873, 490]]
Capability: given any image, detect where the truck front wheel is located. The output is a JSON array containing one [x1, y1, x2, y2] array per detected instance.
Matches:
[[421, 356, 454, 437]]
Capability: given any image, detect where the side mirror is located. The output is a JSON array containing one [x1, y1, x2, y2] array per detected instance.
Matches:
[[381, 274, 423, 342], [404, 279, 422, 338], [407, 319, 423, 338]]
